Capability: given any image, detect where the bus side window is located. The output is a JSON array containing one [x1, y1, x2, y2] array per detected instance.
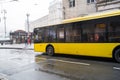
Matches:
[[99, 35, 104, 42], [82, 33, 88, 42], [88, 34, 94, 42], [108, 21, 120, 42], [57, 27, 65, 42], [49, 26, 57, 42]]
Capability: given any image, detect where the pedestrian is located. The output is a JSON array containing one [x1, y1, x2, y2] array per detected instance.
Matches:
[[27, 37, 31, 45], [25, 38, 28, 46], [95, 33, 99, 41], [29, 38, 32, 45]]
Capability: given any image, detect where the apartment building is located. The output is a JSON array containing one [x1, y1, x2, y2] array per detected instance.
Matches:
[[29, 15, 49, 32], [48, 0, 63, 25], [96, 0, 120, 12], [30, 0, 120, 32], [62, 0, 96, 19], [29, 0, 63, 32]]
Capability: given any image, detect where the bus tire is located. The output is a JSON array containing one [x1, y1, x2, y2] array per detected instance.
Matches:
[[46, 46, 54, 56], [114, 49, 120, 63]]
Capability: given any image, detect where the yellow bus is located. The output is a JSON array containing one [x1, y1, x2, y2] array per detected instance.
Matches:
[[34, 10, 120, 62]]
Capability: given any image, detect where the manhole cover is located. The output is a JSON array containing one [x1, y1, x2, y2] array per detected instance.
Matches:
[[0, 73, 8, 80]]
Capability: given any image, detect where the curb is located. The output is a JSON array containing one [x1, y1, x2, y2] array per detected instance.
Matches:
[[0, 47, 33, 50]]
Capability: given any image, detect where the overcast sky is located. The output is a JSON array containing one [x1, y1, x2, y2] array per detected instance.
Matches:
[[0, 0, 53, 34]]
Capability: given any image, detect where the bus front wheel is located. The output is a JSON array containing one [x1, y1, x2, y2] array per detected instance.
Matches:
[[114, 49, 120, 63], [46, 46, 54, 56]]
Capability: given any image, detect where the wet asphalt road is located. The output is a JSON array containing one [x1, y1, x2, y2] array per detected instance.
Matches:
[[0, 49, 120, 80], [35, 54, 120, 80], [0, 49, 70, 80]]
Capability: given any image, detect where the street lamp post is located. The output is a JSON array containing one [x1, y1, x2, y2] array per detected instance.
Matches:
[[2, 9, 7, 38], [26, 13, 30, 34], [0, 0, 18, 38]]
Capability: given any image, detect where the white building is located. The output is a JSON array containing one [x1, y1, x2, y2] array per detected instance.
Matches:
[[48, 0, 63, 25], [62, 0, 96, 19], [29, 15, 49, 32], [96, 0, 120, 12], [29, 0, 63, 32], [30, 0, 120, 32]]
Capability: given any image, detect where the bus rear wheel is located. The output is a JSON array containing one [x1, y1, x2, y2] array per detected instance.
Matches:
[[46, 46, 54, 56], [114, 49, 120, 63]]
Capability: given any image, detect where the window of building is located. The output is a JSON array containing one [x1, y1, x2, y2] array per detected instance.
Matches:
[[69, 0, 75, 8], [87, 0, 95, 3], [107, 0, 115, 2]]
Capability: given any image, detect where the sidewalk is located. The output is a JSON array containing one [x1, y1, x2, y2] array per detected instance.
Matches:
[[0, 73, 8, 80], [0, 43, 34, 50]]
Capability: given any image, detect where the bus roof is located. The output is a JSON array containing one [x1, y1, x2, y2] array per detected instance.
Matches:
[[62, 10, 120, 24], [34, 10, 120, 29]]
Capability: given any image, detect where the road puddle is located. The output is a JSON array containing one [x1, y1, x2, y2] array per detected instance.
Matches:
[[35, 55, 90, 80]]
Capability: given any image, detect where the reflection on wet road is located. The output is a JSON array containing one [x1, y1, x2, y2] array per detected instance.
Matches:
[[0, 49, 120, 80], [0, 49, 35, 76], [0, 49, 71, 80], [35, 54, 120, 80]]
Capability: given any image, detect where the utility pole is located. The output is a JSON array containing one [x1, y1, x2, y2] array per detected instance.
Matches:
[[3, 9, 7, 38], [0, 0, 19, 38], [26, 13, 30, 33]]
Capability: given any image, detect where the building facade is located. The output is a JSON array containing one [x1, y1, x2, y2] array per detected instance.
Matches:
[[62, 0, 96, 19], [30, 15, 49, 32], [30, 0, 63, 31], [29, 0, 120, 32], [10, 30, 27, 44], [96, 0, 120, 12], [48, 0, 63, 25]]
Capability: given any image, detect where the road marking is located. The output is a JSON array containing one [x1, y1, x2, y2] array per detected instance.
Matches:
[[49, 59, 90, 66], [36, 57, 47, 60], [35, 56, 90, 66], [113, 67, 120, 70]]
